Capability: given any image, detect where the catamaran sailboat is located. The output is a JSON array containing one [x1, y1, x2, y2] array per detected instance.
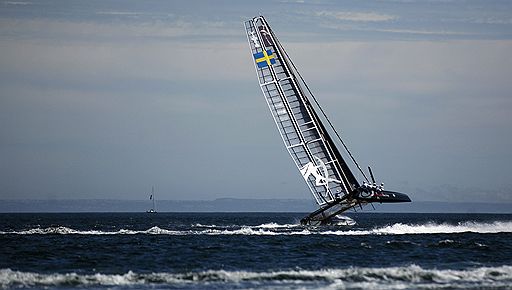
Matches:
[[244, 16, 411, 225], [146, 186, 157, 213]]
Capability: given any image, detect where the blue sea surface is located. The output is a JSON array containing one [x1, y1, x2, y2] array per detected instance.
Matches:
[[1, 212, 511, 289]]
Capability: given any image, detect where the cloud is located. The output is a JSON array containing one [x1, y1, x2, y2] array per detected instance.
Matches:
[[0, 17, 239, 42], [315, 22, 471, 37], [316, 11, 397, 22], [2, 1, 32, 5], [368, 27, 471, 36], [471, 17, 512, 25], [0, 16, 253, 83], [95, 11, 156, 16]]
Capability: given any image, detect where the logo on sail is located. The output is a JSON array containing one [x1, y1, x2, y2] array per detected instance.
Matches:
[[300, 156, 341, 187], [249, 30, 261, 48], [253, 49, 276, 68]]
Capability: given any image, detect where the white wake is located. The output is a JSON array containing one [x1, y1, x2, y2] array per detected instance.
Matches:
[[1, 221, 511, 236], [323, 221, 512, 236]]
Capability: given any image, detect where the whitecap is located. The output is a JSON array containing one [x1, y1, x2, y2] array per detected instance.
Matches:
[[199, 227, 279, 236], [2, 220, 511, 236], [254, 222, 300, 229], [1, 265, 511, 288], [144, 226, 182, 235], [191, 223, 219, 228], [370, 221, 512, 235]]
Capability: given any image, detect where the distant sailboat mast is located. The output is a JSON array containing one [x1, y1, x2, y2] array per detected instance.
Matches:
[[147, 186, 156, 213]]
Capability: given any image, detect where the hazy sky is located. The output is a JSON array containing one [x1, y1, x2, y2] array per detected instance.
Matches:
[[1, 0, 511, 203]]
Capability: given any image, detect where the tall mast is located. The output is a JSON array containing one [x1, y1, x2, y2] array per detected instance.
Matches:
[[152, 186, 155, 212]]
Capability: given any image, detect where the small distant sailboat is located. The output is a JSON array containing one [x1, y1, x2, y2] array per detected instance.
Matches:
[[146, 186, 157, 213]]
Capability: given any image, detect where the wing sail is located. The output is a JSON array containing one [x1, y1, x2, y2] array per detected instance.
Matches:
[[244, 16, 359, 206]]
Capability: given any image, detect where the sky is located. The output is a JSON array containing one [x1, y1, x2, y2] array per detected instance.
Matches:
[[1, 0, 511, 203]]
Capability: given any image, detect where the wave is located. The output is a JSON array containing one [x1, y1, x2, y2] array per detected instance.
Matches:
[[323, 220, 512, 236], [1, 221, 511, 236], [254, 222, 301, 229], [0, 226, 181, 236], [1, 265, 511, 288], [369, 221, 512, 235], [192, 223, 219, 228], [0, 226, 294, 236]]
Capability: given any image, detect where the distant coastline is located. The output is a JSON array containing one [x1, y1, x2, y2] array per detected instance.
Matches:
[[0, 199, 511, 213]]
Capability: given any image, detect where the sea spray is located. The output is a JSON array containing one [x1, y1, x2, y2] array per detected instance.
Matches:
[[2, 266, 512, 289], [3, 221, 511, 236]]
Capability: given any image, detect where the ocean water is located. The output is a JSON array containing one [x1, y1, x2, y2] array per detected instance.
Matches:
[[0, 213, 511, 289]]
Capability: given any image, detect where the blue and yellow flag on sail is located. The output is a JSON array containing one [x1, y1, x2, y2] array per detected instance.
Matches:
[[253, 49, 276, 68]]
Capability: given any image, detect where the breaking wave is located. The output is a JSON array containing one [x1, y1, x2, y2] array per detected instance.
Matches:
[[1, 265, 511, 289], [369, 220, 512, 235], [1, 221, 511, 236], [323, 220, 512, 236], [0, 226, 181, 235], [254, 222, 301, 229]]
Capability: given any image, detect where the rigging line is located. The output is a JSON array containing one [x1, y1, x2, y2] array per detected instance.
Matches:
[[272, 32, 370, 183]]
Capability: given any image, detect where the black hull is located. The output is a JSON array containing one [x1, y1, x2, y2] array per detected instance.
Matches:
[[356, 190, 411, 203], [301, 190, 411, 226]]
